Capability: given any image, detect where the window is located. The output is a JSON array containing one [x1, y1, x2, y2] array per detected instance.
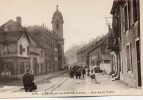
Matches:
[[124, 4, 128, 31], [128, 0, 132, 26], [3, 46, 10, 54], [126, 44, 133, 72], [56, 24, 59, 29], [41, 50, 43, 58], [133, 0, 139, 22], [27, 46, 29, 55], [130, 44, 133, 72], [20, 45, 22, 55], [41, 63, 43, 74], [126, 45, 130, 71]]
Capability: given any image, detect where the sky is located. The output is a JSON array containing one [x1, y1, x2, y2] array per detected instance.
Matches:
[[0, 0, 113, 52]]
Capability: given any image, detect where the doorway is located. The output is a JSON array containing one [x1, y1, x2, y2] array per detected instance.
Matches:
[[33, 58, 37, 75], [136, 40, 141, 87]]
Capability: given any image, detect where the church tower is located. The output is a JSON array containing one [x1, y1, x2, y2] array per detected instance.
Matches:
[[52, 5, 64, 39], [52, 5, 64, 70]]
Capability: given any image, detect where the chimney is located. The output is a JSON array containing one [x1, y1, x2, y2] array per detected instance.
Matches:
[[16, 16, 22, 26]]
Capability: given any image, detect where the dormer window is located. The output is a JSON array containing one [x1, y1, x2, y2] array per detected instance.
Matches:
[[56, 24, 59, 29]]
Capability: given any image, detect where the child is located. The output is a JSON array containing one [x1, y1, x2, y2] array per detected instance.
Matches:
[[90, 70, 97, 83]]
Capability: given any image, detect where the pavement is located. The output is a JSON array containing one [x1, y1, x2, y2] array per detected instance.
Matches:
[[0, 70, 67, 92]]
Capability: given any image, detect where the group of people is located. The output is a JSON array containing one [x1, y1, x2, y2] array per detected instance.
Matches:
[[68, 65, 86, 79], [68, 65, 98, 83]]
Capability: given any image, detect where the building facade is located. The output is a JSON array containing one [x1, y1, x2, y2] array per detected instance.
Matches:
[[109, 0, 122, 79], [110, 0, 140, 87], [88, 33, 111, 73], [77, 46, 88, 67], [0, 6, 64, 78]]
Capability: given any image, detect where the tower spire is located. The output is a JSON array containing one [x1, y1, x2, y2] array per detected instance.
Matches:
[[56, 5, 59, 10]]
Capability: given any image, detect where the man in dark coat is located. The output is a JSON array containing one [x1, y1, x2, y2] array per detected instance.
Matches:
[[82, 67, 86, 78], [23, 69, 34, 92]]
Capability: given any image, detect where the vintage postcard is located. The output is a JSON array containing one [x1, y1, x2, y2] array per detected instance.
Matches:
[[0, 0, 142, 98]]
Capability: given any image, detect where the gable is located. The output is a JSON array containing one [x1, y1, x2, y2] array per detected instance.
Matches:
[[17, 33, 30, 46]]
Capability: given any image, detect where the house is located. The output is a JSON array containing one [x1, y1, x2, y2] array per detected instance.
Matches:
[[88, 32, 111, 73], [0, 17, 30, 77], [110, 0, 141, 87]]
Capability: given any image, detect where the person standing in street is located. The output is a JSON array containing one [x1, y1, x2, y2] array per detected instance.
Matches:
[[87, 68, 90, 77], [82, 67, 86, 78], [69, 67, 74, 78], [78, 67, 81, 79], [23, 69, 35, 92]]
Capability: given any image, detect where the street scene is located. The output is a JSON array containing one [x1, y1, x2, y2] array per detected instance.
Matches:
[[0, 0, 142, 97], [0, 71, 134, 93]]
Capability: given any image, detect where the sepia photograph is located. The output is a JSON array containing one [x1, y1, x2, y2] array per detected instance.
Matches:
[[0, 0, 142, 98]]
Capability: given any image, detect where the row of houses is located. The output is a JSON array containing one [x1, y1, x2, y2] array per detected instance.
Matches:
[[0, 6, 65, 78], [77, 0, 141, 88], [77, 29, 111, 74]]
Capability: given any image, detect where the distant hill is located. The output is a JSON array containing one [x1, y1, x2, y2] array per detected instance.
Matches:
[[64, 44, 83, 65]]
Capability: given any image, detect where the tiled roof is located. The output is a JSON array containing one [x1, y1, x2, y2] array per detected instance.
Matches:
[[0, 20, 26, 43]]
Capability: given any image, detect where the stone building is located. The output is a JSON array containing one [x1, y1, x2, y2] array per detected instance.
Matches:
[[88, 33, 111, 73], [77, 46, 88, 67], [0, 18, 31, 77], [26, 26, 58, 75], [110, 0, 140, 87], [77, 33, 111, 74], [0, 6, 64, 77], [77, 37, 101, 67]]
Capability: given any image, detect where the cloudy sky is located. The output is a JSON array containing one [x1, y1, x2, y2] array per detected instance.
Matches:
[[0, 0, 113, 51]]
